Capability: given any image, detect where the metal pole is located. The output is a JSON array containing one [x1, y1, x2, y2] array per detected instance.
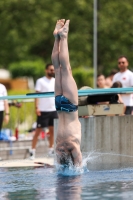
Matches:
[[93, 0, 97, 88]]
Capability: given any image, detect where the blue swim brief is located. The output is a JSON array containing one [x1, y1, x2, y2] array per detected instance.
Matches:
[[55, 95, 78, 112]]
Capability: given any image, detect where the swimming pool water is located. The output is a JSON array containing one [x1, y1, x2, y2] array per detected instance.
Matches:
[[1, 166, 133, 200]]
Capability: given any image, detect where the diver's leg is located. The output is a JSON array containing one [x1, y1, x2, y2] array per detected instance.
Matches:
[[51, 38, 62, 96], [58, 20, 78, 105], [51, 19, 65, 96]]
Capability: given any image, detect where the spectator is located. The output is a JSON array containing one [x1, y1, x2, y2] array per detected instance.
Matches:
[[111, 82, 123, 103], [111, 81, 125, 114], [111, 81, 122, 88], [97, 74, 109, 88], [105, 69, 118, 87], [96, 74, 109, 104], [29, 63, 58, 159], [113, 55, 133, 115], [0, 84, 10, 161], [0, 83, 10, 132]]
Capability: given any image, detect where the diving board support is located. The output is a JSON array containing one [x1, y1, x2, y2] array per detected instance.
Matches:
[[78, 104, 124, 116]]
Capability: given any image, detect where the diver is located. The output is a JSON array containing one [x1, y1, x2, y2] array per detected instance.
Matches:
[[51, 19, 82, 167]]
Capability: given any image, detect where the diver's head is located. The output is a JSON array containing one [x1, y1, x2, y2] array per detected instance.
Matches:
[[56, 149, 74, 167], [60, 153, 74, 166], [56, 144, 75, 167]]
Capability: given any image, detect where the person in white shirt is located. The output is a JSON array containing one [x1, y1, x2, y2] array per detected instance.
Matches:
[[0, 83, 10, 131], [113, 56, 133, 114], [30, 64, 58, 159]]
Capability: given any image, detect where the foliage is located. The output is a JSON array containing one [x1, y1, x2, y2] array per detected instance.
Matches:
[[98, 0, 133, 74], [9, 59, 46, 80], [73, 68, 93, 89], [0, 0, 133, 79], [8, 90, 34, 96], [0, 0, 92, 68]]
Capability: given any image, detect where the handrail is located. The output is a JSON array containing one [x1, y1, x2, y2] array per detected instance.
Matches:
[[0, 87, 133, 100]]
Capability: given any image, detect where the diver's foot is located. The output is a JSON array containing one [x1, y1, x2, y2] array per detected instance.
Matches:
[[58, 20, 70, 38], [53, 19, 65, 38]]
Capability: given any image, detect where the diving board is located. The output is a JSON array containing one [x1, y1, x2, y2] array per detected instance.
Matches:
[[0, 87, 133, 100], [0, 157, 54, 168]]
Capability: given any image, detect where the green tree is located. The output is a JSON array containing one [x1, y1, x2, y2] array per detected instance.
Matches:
[[1, 0, 133, 78], [9, 59, 45, 80], [98, 0, 133, 75], [0, 0, 93, 69]]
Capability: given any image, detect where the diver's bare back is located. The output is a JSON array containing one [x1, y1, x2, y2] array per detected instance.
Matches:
[[56, 111, 81, 150]]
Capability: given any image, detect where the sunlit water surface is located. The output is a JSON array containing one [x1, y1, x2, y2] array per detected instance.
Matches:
[[1, 153, 133, 200]]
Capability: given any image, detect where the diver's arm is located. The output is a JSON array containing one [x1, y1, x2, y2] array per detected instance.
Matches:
[[71, 147, 82, 166]]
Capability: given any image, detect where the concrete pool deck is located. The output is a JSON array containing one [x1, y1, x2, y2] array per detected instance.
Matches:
[[0, 157, 54, 167]]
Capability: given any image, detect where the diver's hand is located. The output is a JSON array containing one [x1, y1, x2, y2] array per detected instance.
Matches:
[[72, 147, 82, 166]]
